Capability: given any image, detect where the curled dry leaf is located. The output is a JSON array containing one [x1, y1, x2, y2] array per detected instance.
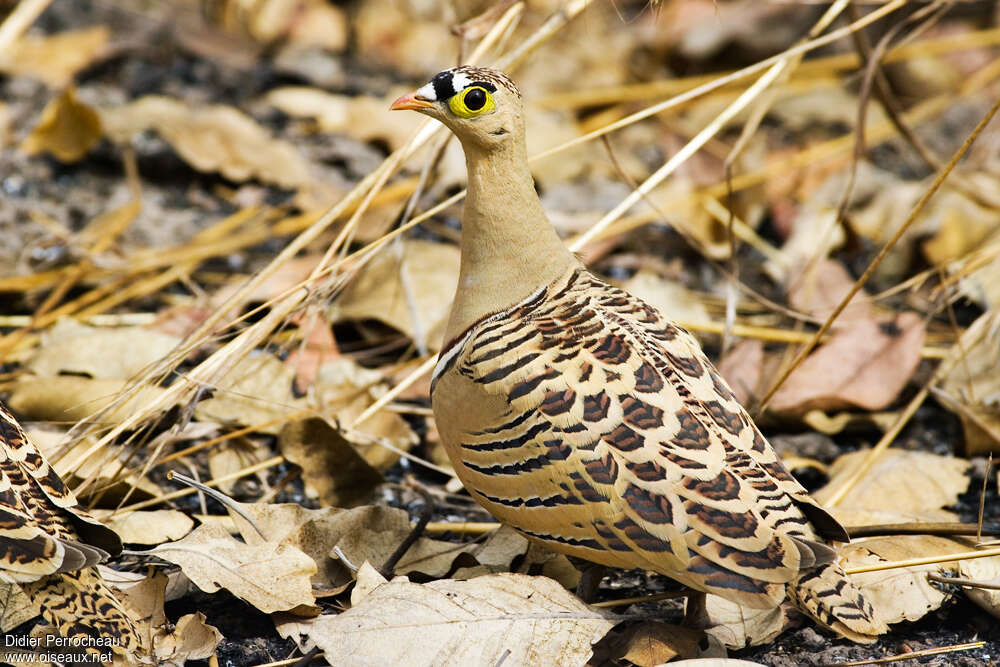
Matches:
[[307, 573, 616, 667], [958, 554, 1000, 619], [334, 240, 460, 353], [92, 509, 194, 546], [0, 583, 40, 632], [313, 358, 418, 470], [0, 26, 109, 87], [278, 417, 383, 507], [687, 593, 786, 649], [596, 621, 725, 666], [812, 448, 969, 513], [938, 312, 1000, 456], [100, 96, 312, 187], [19, 87, 103, 162], [147, 522, 316, 613], [108, 570, 221, 667], [28, 319, 181, 380], [839, 535, 972, 624]]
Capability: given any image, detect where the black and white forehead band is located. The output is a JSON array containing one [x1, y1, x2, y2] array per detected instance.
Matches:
[[418, 70, 497, 102]]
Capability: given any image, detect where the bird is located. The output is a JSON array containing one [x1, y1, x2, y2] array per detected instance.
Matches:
[[390, 65, 887, 643], [0, 402, 140, 656]]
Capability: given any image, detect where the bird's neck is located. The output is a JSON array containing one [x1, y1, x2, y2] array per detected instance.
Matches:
[[443, 138, 578, 345]]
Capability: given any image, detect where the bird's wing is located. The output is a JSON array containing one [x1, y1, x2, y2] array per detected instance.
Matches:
[[0, 405, 117, 582], [441, 269, 835, 607]]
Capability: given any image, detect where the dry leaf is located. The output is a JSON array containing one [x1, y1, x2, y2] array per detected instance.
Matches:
[[278, 417, 382, 507], [28, 319, 180, 379], [92, 509, 194, 545], [717, 339, 764, 407], [770, 260, 925, 413], [614, 622, 723, 666], [195, 353, 306, 433], [0, 26, 109, 87], [28, 428, 160, 505], [313, 358, 418, 470], [350, 561, 389, 605], [938, 312, 1000, 455], [334, 240, 460, 352], [208, 436, 272, 494], [20, 87, 103, 162], [840, 535, 971, 623], [813, 449, 969, 512], [100, 96, 312, 187], [147, 522, 316, 613], [267, 87, 423, 150], [307, 573, 616, 666], [621, 271, 711, 326], [8, 375, 169, 425], [687, 594, 786, 649], [958, 554, 1000, 619], [155, 613, 222, 666], [0, 583, 41, 632]]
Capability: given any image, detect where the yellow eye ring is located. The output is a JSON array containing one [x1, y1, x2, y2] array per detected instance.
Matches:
[[448, 86, 495, 119]]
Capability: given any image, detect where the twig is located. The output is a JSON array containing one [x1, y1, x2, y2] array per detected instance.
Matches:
[[846, 522, 1000, 539], [845, 545, 1000, 575], [166, 470, 266, 540], [822, 641, 986, 666], [380, 481, 435, 578], [591, 590, 690, 608], [928, 574, 1000, 591]]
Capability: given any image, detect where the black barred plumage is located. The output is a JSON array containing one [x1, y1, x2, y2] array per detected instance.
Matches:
[[396, 65, 888, 644], [432, 267, 888, 642], [0, 403, 140, 655]]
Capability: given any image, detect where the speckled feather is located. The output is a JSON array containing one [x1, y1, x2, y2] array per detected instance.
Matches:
[[0, 403, 139, 653], [433, 267, 886, 641]]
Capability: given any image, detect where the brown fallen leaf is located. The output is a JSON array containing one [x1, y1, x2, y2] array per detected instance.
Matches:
[[958, 554, 1000, 620], [20, 87, 103, 162], [938, 312, 1000, 456], [600, 622, 724, 666], [207, 435, 273, 495], [92, 510, 194, 546], [267, 87, 424, 150], [28, 319, 181, 380], [717, 339, 765, 407], [687, 593, 786, 649], [146, 522, 316, 613], [770, 259, 925, 413], [840, 535, 972, 624], [621, 271, 711, 326], [9, 376, 169, 425], [108, 570, 221, 666], [100, 96, 312, 188], [0, 26, 109, 87], [195, 353, 306, 433], [313, 358, 418, 470], [0, 582, 41, 632], [813, 448, 969, 512], [278, 417, 382, 507], [307, 573, 616, 666], [334, 240, 460, 353]]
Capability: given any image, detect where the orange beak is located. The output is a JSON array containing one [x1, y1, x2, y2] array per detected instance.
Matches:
[[390, 92, 435, 111]]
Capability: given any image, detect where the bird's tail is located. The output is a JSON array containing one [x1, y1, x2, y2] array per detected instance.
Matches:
[[22, 568, 141, 657], [787, 561, 887, 643]]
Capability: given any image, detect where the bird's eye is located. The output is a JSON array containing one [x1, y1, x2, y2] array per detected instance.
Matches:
[[448, 86, 495, 118]]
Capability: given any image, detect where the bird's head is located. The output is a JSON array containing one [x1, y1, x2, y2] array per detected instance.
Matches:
[[390, 66, 522, 151]]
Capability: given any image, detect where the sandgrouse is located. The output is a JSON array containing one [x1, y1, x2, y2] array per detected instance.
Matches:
[[0, 402, 139, 655], [391, 66, 887, 642]]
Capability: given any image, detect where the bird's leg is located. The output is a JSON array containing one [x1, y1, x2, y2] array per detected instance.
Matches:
[[682, 590, 707, 626], [569, 557, 607, 603]]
